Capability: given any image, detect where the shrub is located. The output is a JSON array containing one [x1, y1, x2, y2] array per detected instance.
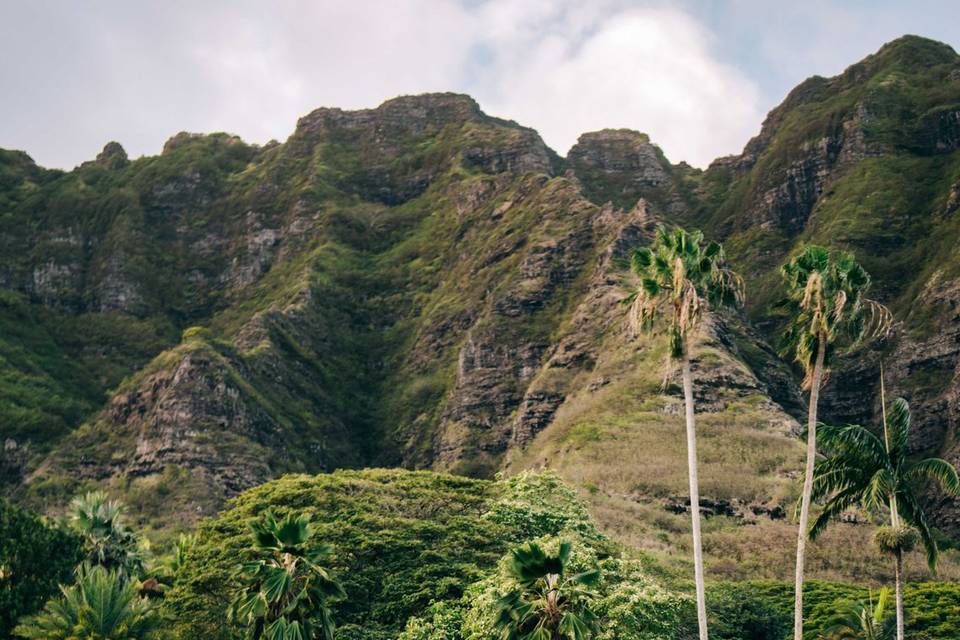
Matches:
[[0, 500, 83, 638]]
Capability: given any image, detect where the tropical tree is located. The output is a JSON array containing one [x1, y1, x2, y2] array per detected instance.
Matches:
[[810, 387, 960, 640], [780, 245, 891, 640], [0, 500, 84, 638], [144, 532, 197, 597], [819, 588, 895, 640], [228, 511, 345, 640], [627, 224, 743, 639], [13, 564, 160, 640], [494, 541, 600, 640], [70, 491, 142, 576]]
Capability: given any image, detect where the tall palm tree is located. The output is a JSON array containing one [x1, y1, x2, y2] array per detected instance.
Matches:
[[229, 511, 345, 640], [820, 588, 895, 640], [494, 541, 600, 640], [780, 245, 891, 640], [810, 389, 960, 640], [13, 564, 160, 640], [627, 225, 743, 640], [69, 491, 142, 577]]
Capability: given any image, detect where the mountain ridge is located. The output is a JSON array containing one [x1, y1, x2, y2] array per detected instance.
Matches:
[[1, 34, 959, 580]]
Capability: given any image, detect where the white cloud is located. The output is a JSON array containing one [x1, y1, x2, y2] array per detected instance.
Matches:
[[471, 3, 764, 165], [0, 1, 763, 168]]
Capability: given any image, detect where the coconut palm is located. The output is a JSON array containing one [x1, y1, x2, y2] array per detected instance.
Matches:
[[820, 588, 895, 640], [13, 564, 160, 640], [494, 541, 600, 640], [810, 388, 960, 640], [228, 511, 345, 640], [780, 245, 891, 640], [627, 224, 743, 639], [70, 491, 142, 576]]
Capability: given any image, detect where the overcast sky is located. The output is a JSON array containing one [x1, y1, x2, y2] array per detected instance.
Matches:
[[1, 1, 957, 169]]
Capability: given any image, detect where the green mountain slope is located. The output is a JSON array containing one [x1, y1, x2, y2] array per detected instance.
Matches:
[[0, 36, 959, 583]]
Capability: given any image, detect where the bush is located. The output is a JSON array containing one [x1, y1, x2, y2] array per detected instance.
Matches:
[[705, 582, 789, 640], [0, 500, 83, 638]]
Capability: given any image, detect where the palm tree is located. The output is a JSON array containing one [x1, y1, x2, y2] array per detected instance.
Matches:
[[810, 388, 960, 640], [13, 564, 160, 639], [70, 491, 142, 576], [820, 588, 895, 640], [494, 541, 600, 640], [229, 511, 345, 640], [780, 245, 891, 640], [627, 224, 743, 640]]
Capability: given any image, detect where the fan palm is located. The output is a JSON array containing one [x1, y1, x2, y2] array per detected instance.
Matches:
[[228, 511, 345, 640], [494, 541, 600, 640], [780, 245, 891, 640], [70, 491, 142, 576], [820, 588, 895, 640], [13, 564, 160, 639], [810, 386, 960, 640], [627, 224, 742, 640]]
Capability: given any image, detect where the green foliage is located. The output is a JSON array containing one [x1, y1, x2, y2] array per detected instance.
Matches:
[[0, 500, 83, 638], [167, 469, 690, 639], [70, 491, 143, 576], [707, 580, 960, 640], [779, 245, 890, 387], [13, 564, 161, 640], [487, 472, 608, 548], [228, 511, 345, 640], [493, 541, 601, 639], [819, 588, 895, 640], [164, 470, 511, 639], [704, 582, 790, 640], [627, 225, 742, 358], [811, 397, 960, 570], [405, 536, 691, 640]]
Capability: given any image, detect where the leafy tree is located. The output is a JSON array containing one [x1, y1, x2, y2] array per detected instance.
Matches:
[[627, 224, 742, 639], [705, 582, 789, 640], [228, 511, 345, 640], [70, 490, 142, 576], [0, 500, 83, 638], [494, 541, 600, 640], [13, 564, 160, 640], [820, 588, 895, 640], [780, 245, 891, 640], [810, 389, 960, 640]]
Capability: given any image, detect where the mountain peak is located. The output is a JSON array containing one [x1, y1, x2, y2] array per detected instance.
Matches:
[[94, 141, 129, 169], [294, 92, 487, 140], [872, 34, 958, 65]]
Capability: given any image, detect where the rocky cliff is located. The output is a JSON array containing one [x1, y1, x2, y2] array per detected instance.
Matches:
[[1, 36, 959, 578]]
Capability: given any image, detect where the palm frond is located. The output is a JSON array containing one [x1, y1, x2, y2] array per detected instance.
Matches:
[[897, 491, 939, 573], [905, 458, 960, 496]]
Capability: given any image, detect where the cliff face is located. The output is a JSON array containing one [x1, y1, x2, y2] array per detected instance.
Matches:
[[685, 35, 960, 533], [1, 38, 960, 558]]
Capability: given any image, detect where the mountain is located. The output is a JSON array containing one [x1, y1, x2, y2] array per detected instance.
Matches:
[[1, 35, 958, 579]]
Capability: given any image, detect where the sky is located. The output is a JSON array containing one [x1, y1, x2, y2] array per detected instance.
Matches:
[[1, 1, 957, 170]]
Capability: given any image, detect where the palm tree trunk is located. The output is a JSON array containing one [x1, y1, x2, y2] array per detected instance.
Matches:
[[794, 332, 826, 640], [883, 373, 905, 640], [681, 350, 708, 640], [894, 548, 905, 640]]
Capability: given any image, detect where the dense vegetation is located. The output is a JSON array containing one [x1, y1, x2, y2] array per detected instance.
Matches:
[[0, 500, 83, 638], [2, 32, 960, 640], [6, 471, 959, 638]]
